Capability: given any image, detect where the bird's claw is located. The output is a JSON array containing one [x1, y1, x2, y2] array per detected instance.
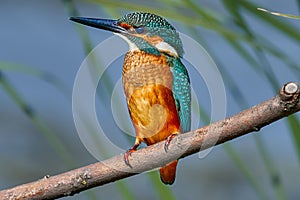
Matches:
[[164, 134, 177, 152], [124, 142, 140, 167], [124, 148, 136, 167]]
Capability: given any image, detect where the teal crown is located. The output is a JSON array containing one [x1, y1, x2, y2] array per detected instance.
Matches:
[[118, 12, 183, 57]]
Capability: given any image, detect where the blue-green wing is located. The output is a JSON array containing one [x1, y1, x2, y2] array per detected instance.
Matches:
[[171, 58, 191, 133]]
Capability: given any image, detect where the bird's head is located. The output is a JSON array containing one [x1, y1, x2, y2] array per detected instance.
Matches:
[[70, 12, 183, 57]]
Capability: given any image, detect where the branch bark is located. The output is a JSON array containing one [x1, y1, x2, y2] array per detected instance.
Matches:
[[1, 82, 300, 200]]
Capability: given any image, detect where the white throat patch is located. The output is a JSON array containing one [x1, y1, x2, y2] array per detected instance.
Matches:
[[114, 33, 139, 51]]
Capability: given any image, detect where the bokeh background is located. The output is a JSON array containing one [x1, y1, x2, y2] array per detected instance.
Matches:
[[1, 0, 300, 199]]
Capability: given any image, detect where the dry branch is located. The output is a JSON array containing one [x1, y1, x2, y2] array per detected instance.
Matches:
[[1, 82, 299, 200]]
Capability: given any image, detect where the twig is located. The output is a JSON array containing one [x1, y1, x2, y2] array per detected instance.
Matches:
[[1, 82, 299, 200]]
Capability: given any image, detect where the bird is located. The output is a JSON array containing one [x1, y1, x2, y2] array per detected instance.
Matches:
[[70, 12, 191, 185]]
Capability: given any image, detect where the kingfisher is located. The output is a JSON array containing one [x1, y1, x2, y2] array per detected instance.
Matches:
[[70, 12, 191, 185]]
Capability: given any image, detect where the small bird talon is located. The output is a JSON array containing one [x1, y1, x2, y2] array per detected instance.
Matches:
[[164, 134, 177, 152], [124, 143, 140, 167], [124, 150, 133, 167], [164, 140, 170, 152]]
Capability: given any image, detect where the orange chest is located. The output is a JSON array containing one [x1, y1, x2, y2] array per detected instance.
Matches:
[[122, 51, 180, 144], [122, 51, 174, 99]]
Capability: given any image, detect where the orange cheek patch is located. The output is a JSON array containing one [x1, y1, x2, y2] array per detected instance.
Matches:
[[143, 35, 163, 46]]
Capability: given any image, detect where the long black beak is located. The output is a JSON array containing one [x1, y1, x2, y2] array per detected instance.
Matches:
[[69, 17, 127, 33]]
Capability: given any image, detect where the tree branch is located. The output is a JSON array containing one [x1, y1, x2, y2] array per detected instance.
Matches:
[[1, 82, 300, 200]]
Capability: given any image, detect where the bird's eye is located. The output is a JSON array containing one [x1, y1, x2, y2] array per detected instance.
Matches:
[[135, 27, 145, 34]]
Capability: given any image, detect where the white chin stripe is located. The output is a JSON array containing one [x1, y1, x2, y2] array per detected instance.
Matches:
[[155, 41, 178, 57], [114, 33, 139, 51]]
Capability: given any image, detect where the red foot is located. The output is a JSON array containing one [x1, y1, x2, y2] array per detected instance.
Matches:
[[124, 149, 136, 167], [124, 143, 140, 167], [164, 133, 178, 152]]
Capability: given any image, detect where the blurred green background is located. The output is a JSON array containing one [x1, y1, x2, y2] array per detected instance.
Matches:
[[1, 0, 300, 199]]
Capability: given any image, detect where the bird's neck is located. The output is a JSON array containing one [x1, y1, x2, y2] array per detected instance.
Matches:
[[115, 33, 179, 57]]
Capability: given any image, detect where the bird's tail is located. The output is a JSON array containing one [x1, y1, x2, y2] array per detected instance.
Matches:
[[159, 160, 178, 185]]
